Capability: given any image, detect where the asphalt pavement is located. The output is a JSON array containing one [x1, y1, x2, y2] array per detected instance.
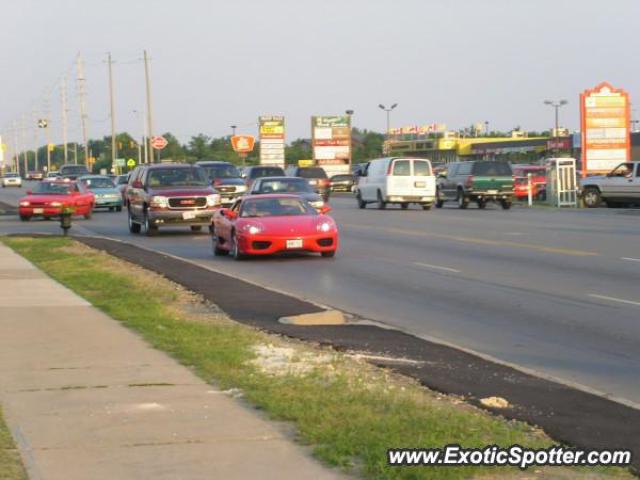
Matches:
[[2, 182, 640, 407]]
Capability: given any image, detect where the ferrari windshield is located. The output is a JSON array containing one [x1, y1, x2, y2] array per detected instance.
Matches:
[[240, 197, 316, 218], [32, 183, 75, 194]]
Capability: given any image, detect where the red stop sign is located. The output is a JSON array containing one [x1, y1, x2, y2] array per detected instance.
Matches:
[[151, 136, 168, 150]]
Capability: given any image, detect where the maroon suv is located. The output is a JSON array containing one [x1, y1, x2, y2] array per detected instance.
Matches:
[[126, 163, 221, 236]]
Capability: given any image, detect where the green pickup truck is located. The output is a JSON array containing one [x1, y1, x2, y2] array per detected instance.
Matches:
[[436, 161, 514, 209]]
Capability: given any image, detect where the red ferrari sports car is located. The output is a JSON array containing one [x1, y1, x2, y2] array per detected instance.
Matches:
[[18, 180, 95, 221], [211, 194, 338, 259]]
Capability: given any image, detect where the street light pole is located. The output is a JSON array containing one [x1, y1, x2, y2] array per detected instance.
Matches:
[[378, 103, 398, 136], [544, 99, 568, 154]]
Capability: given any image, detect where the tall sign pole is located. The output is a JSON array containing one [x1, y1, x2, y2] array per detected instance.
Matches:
[[12, 121, 20, 174], [144, 50, 154, 163], [108, 52, 117, 167], [31, 111, 39, 172], [20, 114, 28, 175], [76, 54, 90, 167], [61, 76, 69, 164]]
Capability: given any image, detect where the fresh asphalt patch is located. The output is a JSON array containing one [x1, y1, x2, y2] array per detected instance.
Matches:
[[76, 235, 640, 470]]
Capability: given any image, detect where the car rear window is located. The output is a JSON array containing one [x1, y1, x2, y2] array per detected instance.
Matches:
[[60, 166, 89, 175], [472, 162, 512, 176], [331, 175, 352, 182], [413, 161, 432, 176], [297, 168, 327, 179], [250, 167, 285, 179], [392, 160, 411, 176], [202, 164, 240, 179]]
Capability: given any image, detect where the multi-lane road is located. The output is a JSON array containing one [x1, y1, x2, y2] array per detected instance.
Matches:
[[2, 183, 640, 406]]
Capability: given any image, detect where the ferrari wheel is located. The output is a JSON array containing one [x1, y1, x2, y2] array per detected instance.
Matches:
[[230, 232, 245, 260], [211, 227, 227, 256]]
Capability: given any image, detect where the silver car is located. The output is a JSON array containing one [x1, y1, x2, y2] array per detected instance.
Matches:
[[580, 162, 640, 208], [1, 173, 22, 188]]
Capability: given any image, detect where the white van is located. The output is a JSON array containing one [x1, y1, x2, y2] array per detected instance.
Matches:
[[355, 157, 436, 210]]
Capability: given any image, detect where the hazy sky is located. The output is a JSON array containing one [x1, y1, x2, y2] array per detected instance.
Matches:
[[1, 0, 638, 145]]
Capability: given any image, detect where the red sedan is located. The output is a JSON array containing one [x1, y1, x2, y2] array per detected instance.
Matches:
[[211, 194, 338, 260], [18, 180, 95, 221]]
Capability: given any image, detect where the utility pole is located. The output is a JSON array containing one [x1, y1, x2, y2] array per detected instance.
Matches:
[[12, 121, 20, 174], [143, 50, 154, 163], [544, 99, 568, 154], [32, 111, 39, 172], [20, 114, 28, 175], [61, 76, 69, 164], [76, 54, 90, 167], [42, 99, 52, 172], [108, 52, 117, 166]]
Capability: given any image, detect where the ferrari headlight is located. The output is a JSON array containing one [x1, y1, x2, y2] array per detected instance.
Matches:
[[206, 194, 221, 207], [149, 196, 169, 208], [19, 201, 30, 207], [50, 201, 63, 207], [242, 224, 263, 235], [317, 221, 333, 233]]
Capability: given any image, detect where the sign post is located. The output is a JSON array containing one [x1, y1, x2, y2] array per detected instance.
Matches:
[[259, 116, 285, 167], [580, 82, 631, 176], [150, 135, 168, 163], [231, 135, 256, 166], [311, 115, 352, 177]]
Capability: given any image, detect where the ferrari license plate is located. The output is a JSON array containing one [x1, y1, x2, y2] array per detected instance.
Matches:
[[286, 239, 303, 249], [33, 208, 44, 214], [182, 211, 196, 220]]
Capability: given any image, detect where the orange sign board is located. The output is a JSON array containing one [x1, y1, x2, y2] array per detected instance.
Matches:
[[580, 82, 631, 175], [231, 135, 256, 154]]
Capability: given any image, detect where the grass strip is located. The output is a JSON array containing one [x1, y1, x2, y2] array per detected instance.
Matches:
[[2, 236, 631, 480], [0, 407, 28, 480]]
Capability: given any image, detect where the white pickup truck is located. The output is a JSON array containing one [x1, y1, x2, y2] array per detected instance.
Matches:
[[580, 161, 640, 208]]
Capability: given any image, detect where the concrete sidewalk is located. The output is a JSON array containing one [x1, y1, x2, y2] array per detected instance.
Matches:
[[0, 243, 346, 480]]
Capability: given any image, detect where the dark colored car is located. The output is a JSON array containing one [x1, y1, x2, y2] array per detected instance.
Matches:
[[329, 174, 355, 192], [126, 163, 221, 236], [241, 165, 286, 189], [196, 161, 247, 205], [284, 166, 330, 201], [436, 161, 514, 209], [59, 164, 90, 180], [248, 176, 326, 210]]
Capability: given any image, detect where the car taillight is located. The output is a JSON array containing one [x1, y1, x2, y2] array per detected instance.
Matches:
[[464, 175, 474, 189], [319, 178, 329, 186]]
